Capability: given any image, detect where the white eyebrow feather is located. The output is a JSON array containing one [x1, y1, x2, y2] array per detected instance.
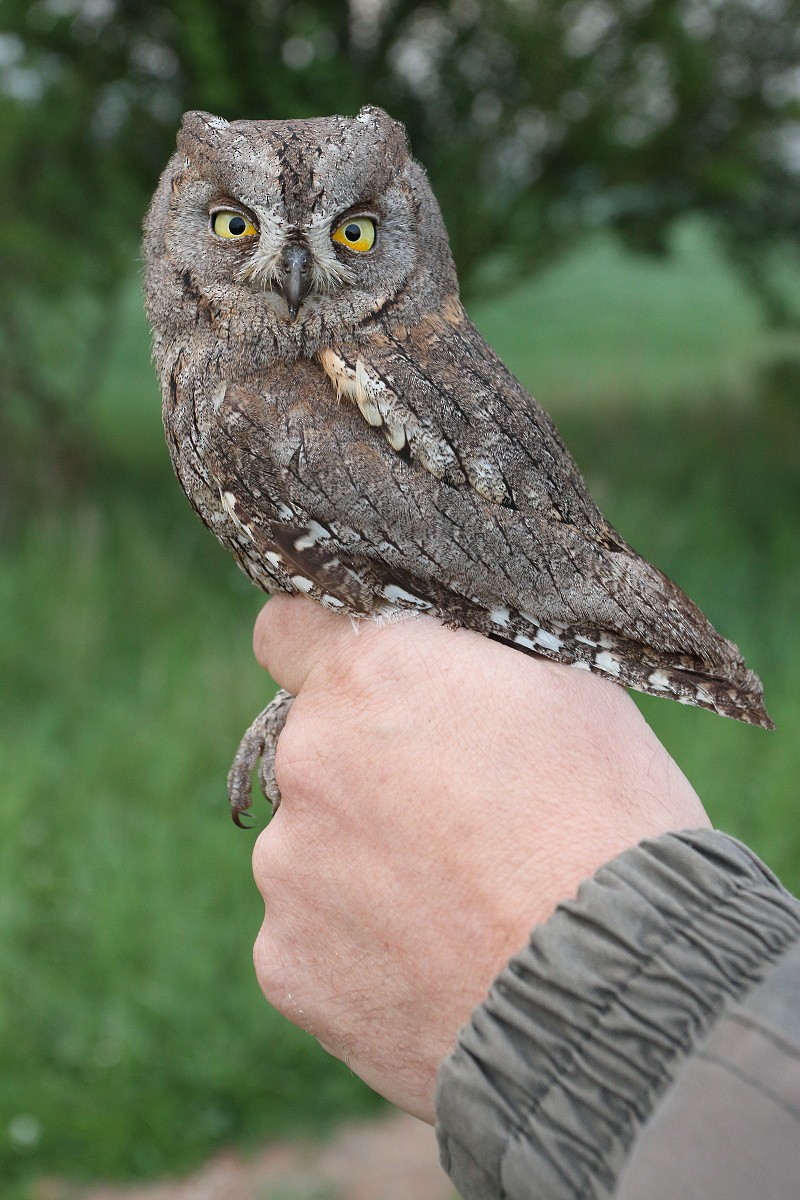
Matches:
[[239, 208, 286, 289], [305, 216, 355, 291], [240, 208, 355, 293]]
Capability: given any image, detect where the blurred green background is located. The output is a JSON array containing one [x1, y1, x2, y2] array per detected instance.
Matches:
[[1, 0, 799, 1195]]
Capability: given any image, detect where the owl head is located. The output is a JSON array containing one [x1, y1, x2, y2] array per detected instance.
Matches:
[[143, 106, 458, 355]]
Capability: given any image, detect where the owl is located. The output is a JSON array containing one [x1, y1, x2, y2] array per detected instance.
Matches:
[[142, 106, 772, 825]]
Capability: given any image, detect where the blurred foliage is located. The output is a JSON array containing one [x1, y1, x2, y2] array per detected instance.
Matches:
[[2, 0, 800, 290], [1, 0, 800, 486]]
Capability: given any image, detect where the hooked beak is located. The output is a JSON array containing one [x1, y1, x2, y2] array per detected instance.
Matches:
[[278, 244, 313, 320]]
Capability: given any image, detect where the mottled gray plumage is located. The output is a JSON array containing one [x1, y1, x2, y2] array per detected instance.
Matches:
[[142, 106, 772, 824]]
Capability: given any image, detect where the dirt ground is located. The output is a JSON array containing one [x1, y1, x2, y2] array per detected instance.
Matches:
[[32, 1110, 456, 1200]]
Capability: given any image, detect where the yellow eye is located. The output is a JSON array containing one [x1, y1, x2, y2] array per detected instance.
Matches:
[[331, 216, 376, 253], [212, 210, 257, 239]]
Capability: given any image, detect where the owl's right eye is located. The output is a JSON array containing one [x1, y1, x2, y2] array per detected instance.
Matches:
[[212, 210, 258, 239]]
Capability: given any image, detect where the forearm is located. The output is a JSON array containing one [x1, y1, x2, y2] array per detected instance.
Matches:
[[436, 829, 800, 1200]]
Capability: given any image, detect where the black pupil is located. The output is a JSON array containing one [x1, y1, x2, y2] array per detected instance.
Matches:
[[228, 215, 246, 235], [344, 223, 362, 242]]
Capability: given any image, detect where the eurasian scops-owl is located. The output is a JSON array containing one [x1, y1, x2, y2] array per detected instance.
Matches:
[[142, 106, 772, 824]]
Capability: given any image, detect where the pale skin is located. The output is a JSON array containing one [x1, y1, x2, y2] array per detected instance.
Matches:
[[251, 596, 710, 1124]]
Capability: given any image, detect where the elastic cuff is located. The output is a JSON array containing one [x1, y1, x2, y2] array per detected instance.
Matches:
[[436, 829, 800, 1200]]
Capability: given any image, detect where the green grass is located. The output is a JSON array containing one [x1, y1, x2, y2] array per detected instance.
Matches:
[[2, 223, 799, 1191], [473, 219, 800, 409], [0, 489, 382, 1191]]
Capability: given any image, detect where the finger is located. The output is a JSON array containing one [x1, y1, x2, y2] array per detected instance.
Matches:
[[253, 594, 354, 695]]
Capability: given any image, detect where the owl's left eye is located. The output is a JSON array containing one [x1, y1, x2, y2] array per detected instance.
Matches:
[[331, 216, 376, 253], [212, 210, 258, 239]]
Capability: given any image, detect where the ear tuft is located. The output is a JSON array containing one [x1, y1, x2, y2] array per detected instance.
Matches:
[[355, 106, 409, 155], [177, 110, 230, 152]]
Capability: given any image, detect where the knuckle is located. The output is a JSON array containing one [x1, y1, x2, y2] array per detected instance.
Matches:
[[324, 626, 405, 709], [252, 602, 277, 670], [252, 923, 289, 1008], [253, 921, 320, 1031], [328, 652, 375, 703], [251, 821, 291, 897], [252, 594, 298, 672], [272, 710, 320, 801]]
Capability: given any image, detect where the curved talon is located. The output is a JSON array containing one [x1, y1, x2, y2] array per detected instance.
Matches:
[[227, 689, 295, 825]]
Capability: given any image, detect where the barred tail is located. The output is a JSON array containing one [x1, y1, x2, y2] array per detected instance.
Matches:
[[479, 606, 774, 730]]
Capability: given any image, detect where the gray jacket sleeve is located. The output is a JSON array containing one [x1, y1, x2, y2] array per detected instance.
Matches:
[[435, 829, 800, 1200]]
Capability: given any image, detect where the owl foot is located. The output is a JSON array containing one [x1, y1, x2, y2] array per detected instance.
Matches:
[[227, 688, 295, 826]]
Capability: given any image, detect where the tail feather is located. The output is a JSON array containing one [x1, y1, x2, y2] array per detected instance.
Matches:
[[372, 549, 773, 729], [478, 605, 773, 730]]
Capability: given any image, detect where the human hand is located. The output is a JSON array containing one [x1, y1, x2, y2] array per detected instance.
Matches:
[[250, 597, 709, 1123]]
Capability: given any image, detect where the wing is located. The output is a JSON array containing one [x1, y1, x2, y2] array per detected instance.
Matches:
[[201, 336, 770, 728], [317, 307, 734, 662]]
